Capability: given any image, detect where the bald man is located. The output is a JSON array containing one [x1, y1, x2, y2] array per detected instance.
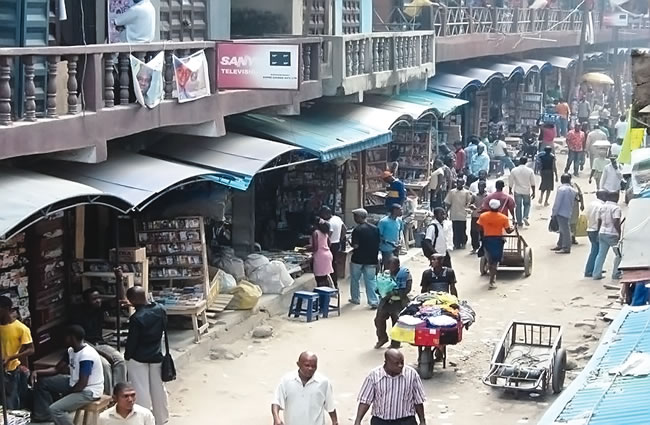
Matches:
[[125, 287, 169, 425], [272, 352, 338, 425], [354, 349, 426, 425]]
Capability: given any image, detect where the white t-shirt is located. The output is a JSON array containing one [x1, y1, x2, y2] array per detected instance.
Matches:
[[492, 140, 508, 157], [600, 164, 622, 192], [598, 201, 622, 235], [425, 221, 447, 254], [615, 121, 628, 139], [586, 199, 604, 231], [113, 0, 156, 43], [273, 371, 334, 425], [69, 345, 104, 398], [508, 165, 536, 195], [327, 215, 344, 244], [99, 404, 155, 425], [469, 179, 497, 194]]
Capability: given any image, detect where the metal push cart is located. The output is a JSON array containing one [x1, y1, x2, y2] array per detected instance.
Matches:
[[482, 321, 566, 394], [480, 233, 533, 277]]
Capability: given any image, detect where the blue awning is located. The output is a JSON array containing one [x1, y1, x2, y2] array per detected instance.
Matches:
[[380, 91, 468, 117], [229, 113, 393, 162], [428, 68, 505, 97], [485, 63, 525, 80], [537, 55, 576, 69], [517, 59, 552, 74]]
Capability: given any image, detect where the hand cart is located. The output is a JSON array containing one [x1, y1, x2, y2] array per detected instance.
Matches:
[[482, 321, 566, 394], [414, 321, 463, 380], [480, 232, 532, 277]]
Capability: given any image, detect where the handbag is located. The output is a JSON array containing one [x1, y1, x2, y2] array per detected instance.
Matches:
[[575, 214, 588, 237], [161, 328, 177, 382], [548, 216, 559, 233]]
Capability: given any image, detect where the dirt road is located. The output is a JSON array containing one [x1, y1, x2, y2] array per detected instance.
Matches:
[[167, 166, 620, 425]]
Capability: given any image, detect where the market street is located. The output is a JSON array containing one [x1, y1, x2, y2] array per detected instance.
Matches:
[[166, 162, 618, 425]]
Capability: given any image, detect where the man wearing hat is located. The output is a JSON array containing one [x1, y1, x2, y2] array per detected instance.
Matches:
[[477, 199, 514, 288], [382, 171, 406, 210], [349, 208, 380, 308]]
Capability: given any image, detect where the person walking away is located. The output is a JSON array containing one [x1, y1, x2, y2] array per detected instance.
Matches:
[[538, 122, 557, 153], [469, 181, 488, 254], [586, 124, 608, 169], [481, 180, 515, 219], [555, 98, 570, 137], [477, 199, 514, 288], [31, 326, 104, 425], [577, 97, 591, 124], [551, 174, 577, 254], [444, 179, 473, 249], [492, 135, 515, 172], [453, 141, 466, 175], [615, 114, 628, 144], [112, 0, 156, 43], [584, 191, 607, 278], [349, 208, 380, 308], [600, 155, 623, 195], [319, 207, 346, 288], [592, 191, 623, 280], [71, 268, 128, 394], [564, 125, 586, 176], [125, 287, 169, 425], [469, 144, 490, 180], [99, 382, 156, 425], [589, 148, 609, 189], [420, 254, 458, 296], [308, 220, 335, 287], [382, 171, 406, 210], [537, 146, 558, 206], [509, 157, 536, 227], [272, 352, 338, 425], [422, 208, 452, 267], [569, 181, 585, 245], [378, 205, 403, 269], [428, 160, 445, 210], [354, 349, 426, 425], [0, 296, 34, 409], [374, 258, 412, 349]]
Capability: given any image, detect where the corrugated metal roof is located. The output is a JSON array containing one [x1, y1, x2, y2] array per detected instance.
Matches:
[[538, 306, 650, 425]]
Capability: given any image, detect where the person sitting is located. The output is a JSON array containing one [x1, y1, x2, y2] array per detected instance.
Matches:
[[31, 325, 105, 425], [0, 296, 34, 409], [420, 254, 458, 296], [71, 268, 127, 394], [99, 382, 156, 425]]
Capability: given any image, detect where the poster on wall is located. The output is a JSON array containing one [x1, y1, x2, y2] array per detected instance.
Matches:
[[108, 0, 134, 43], [173, 51, 211, 103], [130, 52, 164, 109], [216, 43, 300, 90]]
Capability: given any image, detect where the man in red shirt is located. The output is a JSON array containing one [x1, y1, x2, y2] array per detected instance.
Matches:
[[480, 180, 515, 220], [453, 141, 466, 175], [564, 125, 585, 177]]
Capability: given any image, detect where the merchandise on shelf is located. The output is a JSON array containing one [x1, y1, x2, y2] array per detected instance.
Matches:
[[0, 232, 30, 321]]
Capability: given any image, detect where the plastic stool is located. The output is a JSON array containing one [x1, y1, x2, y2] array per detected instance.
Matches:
[[314, 286, 341, 318], [288, 291, 320, 322]]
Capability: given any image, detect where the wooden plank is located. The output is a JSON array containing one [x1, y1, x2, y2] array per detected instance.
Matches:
[[75, 206, 85, 259], [207, 294, 234, 313]]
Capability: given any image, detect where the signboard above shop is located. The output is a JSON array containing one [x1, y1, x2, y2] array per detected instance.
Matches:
[[603, 12, 629, 27], [216, 43, 300, 90]]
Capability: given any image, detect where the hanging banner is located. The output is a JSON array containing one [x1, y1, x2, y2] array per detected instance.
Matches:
[[216, 43, 300, 90], [173, 51, 211, 103], [108, 0, 134, 43], [130, 52, 164, 109]]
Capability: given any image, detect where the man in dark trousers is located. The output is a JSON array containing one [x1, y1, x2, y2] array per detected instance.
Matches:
[[125, 287, 169, 425], [349, 208, 379, 308], [374, 258, 412, 349]]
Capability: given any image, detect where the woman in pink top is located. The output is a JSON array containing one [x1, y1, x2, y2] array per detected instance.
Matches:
[[309, 220, 335, 287], [538, 122, 557, 152]]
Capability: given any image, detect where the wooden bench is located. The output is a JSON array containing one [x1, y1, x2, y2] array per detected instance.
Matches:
[[166, 300, 209, 343], [73, 395, 113, 425]]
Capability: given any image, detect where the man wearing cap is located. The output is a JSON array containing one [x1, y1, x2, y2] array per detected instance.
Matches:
[[477, 199, 514, 288], [382, 171, 406, 210], [599, 156, 622, 195], [349, 208, 380, 308], [378, 205, 404, 268]]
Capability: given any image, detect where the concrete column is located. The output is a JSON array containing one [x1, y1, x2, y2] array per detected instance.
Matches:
[[361, 0, 372, 33], [334, 0, 343, 35], [231, 183, 256, 257], [209, 0, 231, 39]]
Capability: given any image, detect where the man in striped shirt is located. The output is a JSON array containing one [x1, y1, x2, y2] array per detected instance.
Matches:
[[353, 349, 426, 425]]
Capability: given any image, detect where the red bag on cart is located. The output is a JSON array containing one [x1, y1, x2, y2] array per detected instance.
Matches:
[[415, 327, 440, 346]]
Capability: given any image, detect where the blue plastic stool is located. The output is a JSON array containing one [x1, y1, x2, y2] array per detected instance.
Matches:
[[314, 286, 340, 318], [288, 291, 320, 322]]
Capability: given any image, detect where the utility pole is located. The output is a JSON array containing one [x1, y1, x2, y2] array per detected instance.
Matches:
[[569, 1, 589, 100], [612, 26, 624, 116]]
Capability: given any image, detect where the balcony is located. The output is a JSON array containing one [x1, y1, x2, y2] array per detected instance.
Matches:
[[432, 7, 650, 62], [322, 31, 435, 97], [0, 38, 324, 162]]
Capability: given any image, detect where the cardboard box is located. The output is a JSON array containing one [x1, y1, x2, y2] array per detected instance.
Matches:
[[109, 247, 146, 263]]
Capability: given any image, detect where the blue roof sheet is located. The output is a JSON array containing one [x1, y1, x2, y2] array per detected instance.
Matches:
[[229, 113, 393, 162], [390, 91, 468, 117], [428, 68, 504, 97], [538, 306, 650, 425]]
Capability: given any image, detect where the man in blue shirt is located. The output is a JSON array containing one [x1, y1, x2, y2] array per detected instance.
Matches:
[[464, 136, 487, 167], [470, 144, 490, 179], [382, 171, 406, 209], [374, 257, 412, 349], [551, 174, 577, 254], [378, 205, 404, 268]]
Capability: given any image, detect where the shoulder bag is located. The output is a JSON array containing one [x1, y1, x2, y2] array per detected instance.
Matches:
[[161, 327, 177, 382]]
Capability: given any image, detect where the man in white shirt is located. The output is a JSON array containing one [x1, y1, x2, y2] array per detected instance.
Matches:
[[610, 140, 622, 157], [599, 156, 623, 194], [469, 170, 496, 194], [491, 137, 515, 172], [320, 207, 346, 288], [31, 326, 104, 425], [272, 352, 338, 425], [100, 383, 155, 425], [591, 191, 623, 280], [614, 115, 628, 142], [584, 191, 606, 277], [422, 208, 452, 267], [586, 126, 608, 169], [508, 157, 536, 227], [429, 160, 445, 209], [113, 0, 156, 43]]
